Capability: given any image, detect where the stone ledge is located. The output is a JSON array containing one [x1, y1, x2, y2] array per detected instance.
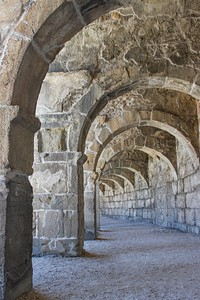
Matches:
[[33, 237, 82, 257]]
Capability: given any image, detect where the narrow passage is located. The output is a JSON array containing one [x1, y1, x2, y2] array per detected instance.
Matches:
[[18, 216, 200, 300]]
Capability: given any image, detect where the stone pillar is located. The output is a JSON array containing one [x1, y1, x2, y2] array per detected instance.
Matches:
[[84, 171, 97, 240], [31, 151, 85, 256], [0, 106, 40, 299], [4, 172, 33, 300], [0, 175, 8, 299], [95, 181, 101, 232]]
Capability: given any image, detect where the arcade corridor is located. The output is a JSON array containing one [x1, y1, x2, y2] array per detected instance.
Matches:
[[18, 216, 200, 300]]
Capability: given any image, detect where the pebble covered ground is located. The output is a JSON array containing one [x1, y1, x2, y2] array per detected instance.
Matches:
[[18, 216, 200, 300]]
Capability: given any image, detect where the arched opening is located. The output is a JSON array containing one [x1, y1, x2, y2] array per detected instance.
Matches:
[[1, 1, 200, 299]]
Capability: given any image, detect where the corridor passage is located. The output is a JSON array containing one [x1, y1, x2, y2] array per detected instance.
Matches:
[[18, 217, 200, 300]]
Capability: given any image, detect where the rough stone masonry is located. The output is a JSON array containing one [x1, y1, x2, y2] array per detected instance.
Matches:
[[0, 0, 200, 299]]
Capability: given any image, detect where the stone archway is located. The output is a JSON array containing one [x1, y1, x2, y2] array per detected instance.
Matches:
[[0, 2, 123, 299], [1, 1, 200, 299]]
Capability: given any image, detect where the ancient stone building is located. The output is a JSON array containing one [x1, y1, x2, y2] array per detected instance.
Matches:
[[0, 0, 200, 299]]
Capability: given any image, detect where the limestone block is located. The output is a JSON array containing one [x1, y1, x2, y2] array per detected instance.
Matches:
[[37, 71, 91, 114], [43, 210, 64, 238], [63, 210, 78, 238], [177, 209, 185, 224], [176, 194, 186, 208], [123, 110, 140, 125], [49, 239, 65, 254], [41, 152, 67, 162], [167, 208, 176, 224], [151, 198, 155, 208], [65, 151, 83, 166], [139, 110, 151, 122], [186, 191, 200, 209], [39, 113, 71, 129], [185, 209, 195, 226], [142, 209, 148, 219], [147, 209, 153, 220], [107, 116, 126, 133], [195, 210, 200, 227], [177, 179, 184, 194], [145, 199, 151, 208], [110, 202, 115, 209], [68, 165, 80, 194], [132, 201, 136, 209], [184, 173, 199, 193], [142, 188, 149, 199], [132, 209, 137, 218], [38, 128, 67, 153], [51, 194, 78, 210], [176, 142, 196, 179], [172, 181, 178, 195], [0, 106, 19, 167], [39, 238, 80, 256], [33, 193, 52, 210], [0, 0, 26, 65], [31, 166, 68, 194], [0, 30, 31, 105], [14, 1, 65, 42], [123, 193, 127, 201], [124, 201, 129, 209], [77, 83, 104, 115], [126, 200, 131, 208], [151, 210, 156, 220], [191, 226, 200, 235], [167, 195, 176, 209], [137, 200, 144, 208], [85, 152, 96, 168], [9, 119, 38, 174]]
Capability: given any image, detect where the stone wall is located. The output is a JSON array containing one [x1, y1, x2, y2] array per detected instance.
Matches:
[[1, 1, 199, 299], [100, 145, 200, 234]]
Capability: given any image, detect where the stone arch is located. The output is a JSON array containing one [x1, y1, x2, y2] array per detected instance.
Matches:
[[93, 127, 178, 181], [1, 2, 125, 298], [101, 167, 135, 189], [100, 174, 125, 190], [1, 1, 200, 298], [79, 78, 199, 180], [85, 110, 197, 173], [103, 162, 148, 186], [100, 178, 115, 191], [100, 149, 149, 185]]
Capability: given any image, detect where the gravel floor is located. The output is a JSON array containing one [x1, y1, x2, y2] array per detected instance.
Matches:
[[18, 216, 200, 300]]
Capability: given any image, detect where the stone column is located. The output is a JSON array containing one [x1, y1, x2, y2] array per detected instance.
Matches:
[[84, 171, 98, 240], [31, 151, 85, 256], [95, 181, 101, 232], [0, 175, 8, 300], [0, 107, 40, 299]]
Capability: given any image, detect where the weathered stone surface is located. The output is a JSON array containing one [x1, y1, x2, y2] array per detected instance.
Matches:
[[63, 210, 78, 238], [3, 174, 33, 299], [31, 167, 68, 194], [177, 209, 185, 224], [0, 106, 19, 168], [176, 194, 186, 208], [37, 71, 91, 114], [43, 210, 64, 238], [186, 191, 200, 209], [1, 1, 200, 298], [37, 128, 67, 153], [185, 209, 195, 226]]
